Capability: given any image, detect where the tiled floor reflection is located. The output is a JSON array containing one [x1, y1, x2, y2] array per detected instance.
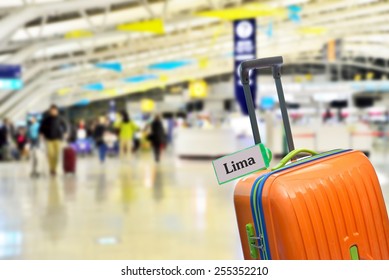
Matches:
[[0, 152, 241, 259], [0, 151, 388, 259]]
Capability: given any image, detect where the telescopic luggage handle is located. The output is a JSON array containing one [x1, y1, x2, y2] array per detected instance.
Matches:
[[240, 56, 283, 83], [239, 56, 295, 153]]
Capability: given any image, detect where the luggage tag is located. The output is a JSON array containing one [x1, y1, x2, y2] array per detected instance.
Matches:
[[212, 143, 272, 185]]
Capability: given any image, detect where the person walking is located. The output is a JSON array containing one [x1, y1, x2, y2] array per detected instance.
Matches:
[[28, 116, 40, 148], [39, 105, 68, 176], [94, 116, 108, 164], [114, 110, 138, 159], [0, 118, 14, 161], [15, 126, 28, 160], [322, 108, 332, 123], [3, 118, 16, 160], [0, 123, 7, 161], [147, 114, 166, 163]]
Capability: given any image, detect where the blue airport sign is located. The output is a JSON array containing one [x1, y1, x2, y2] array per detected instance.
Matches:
[[0, 64, 21, 79], [234, 19, 257, 115]]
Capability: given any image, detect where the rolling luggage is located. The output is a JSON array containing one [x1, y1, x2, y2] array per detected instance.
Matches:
[[234, 56, 389, 260], [63, 146, 76, 174]]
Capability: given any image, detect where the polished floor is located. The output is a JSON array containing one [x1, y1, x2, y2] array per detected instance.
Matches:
[[0, 150, 388, 259]]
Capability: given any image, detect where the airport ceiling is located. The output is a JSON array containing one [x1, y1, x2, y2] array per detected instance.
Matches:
[[0, 0, 388, 119]]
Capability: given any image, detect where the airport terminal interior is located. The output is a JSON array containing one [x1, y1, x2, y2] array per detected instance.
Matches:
[[0, 0, 388, 259]]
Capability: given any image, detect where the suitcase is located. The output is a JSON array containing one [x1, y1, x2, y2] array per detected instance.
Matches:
[[234, 56, 389, 260], [63, 146, 76, 174]]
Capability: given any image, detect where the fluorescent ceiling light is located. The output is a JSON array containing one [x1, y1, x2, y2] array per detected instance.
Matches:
[[123, 74, 158, 83], [0, 0, 62, 7], [83, 83, 104, 91], [148, 60, 192, 71], [95, 62, 122, 72], [74, 99, 90, 106]]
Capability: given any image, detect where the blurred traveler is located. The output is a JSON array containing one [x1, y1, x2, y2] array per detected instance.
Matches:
[[147, 114, 166, 163], [88, 119, 97, 151], [15, 127, 28, 160], [28, 116, 40, 148], [0, 118, 14, 161], [67, 121, 77, 143], [39, 105, 68, 176], [0, 118, 18, 160], [29, 117, 46, 177], [77, 119, 87, 140], [94, 116, 108, 163], [74, 119, 92, 155], [87, 120, 97, 139], [166, 118, 175, 145], [336, 109, 344, 123], [323, 108, 332, 123], [105, 130, 119, 157], [132, 132, 141, 154], [114, 110, 138, 159], [0, 124, 7, 161], [4, 118, 16, 147]]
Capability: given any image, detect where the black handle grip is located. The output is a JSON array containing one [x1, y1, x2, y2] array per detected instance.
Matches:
[[238, 56, 295, 152], [239, 56, 283, 84]]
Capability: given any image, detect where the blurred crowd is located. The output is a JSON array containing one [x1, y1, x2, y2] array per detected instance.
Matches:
[[0, 104, 167, 177]]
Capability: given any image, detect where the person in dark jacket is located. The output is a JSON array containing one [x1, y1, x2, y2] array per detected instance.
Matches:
[[148, 114, 166, 163], [0, 125, 7, 154], [0, 118, 15, 161], [94, 116, 108, 163], [39, 105, 67, 176], [0, 123, 8, 160]]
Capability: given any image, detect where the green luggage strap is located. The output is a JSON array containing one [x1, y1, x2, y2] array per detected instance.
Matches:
[[272, 148, 318, 170]]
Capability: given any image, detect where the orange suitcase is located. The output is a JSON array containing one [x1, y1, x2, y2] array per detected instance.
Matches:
[[234, 56, 389, 260]]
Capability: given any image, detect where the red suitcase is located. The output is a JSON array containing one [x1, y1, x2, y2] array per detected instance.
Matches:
[[63, 146, 76, 174]]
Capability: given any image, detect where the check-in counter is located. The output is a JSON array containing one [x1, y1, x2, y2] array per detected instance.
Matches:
[[292, 126, 317, 151], [316, 125, 350, 151], [265, 119, 374, 157], [270, 123, 375, 154], [316, 123, 373, 154], [174, 127, 238, 158], [272, 124, 317, 156], [349, 123, 374, 155]]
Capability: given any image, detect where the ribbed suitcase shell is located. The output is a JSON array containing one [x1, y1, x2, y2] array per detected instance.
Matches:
[[235, 150, 389, 260]]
